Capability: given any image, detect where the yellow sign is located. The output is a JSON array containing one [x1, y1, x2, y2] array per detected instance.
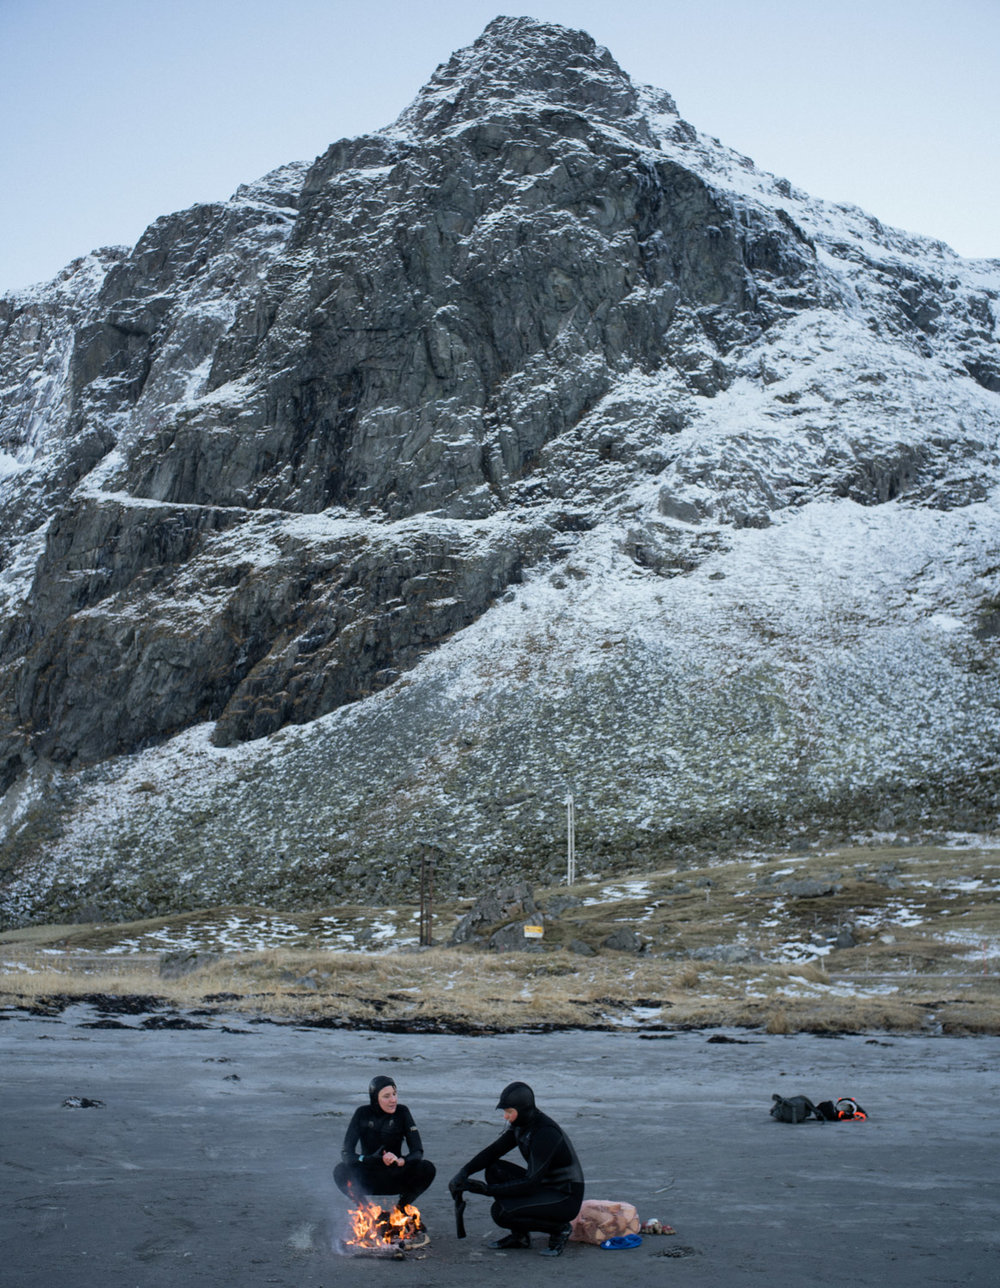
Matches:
[[523, 924, 544, 938]]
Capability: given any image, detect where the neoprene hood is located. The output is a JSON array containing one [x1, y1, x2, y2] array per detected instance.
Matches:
[[496, 1081, 536, 1113], [368, 1075, 396, 1108]]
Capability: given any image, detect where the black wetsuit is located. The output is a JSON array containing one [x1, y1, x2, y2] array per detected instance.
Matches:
[[457, 1098, 584, 1236], [333, 1082, 435, 1208]]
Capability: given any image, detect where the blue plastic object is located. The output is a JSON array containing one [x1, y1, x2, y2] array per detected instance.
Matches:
[[601, 1233, 643, 1250]]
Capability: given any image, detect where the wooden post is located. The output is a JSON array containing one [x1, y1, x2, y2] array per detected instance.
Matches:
[[419, 856, 434, 946]]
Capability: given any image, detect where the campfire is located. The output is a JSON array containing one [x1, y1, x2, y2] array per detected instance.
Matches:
[[342, 1199, 427, 1256]]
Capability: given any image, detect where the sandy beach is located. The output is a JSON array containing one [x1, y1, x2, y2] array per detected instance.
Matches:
[[2, 1001, 997, 1287]]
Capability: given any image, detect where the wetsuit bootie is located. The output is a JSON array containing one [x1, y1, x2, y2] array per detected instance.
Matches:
[[488, 1230, 531, 1250], [539, 1223, 573, 1257]]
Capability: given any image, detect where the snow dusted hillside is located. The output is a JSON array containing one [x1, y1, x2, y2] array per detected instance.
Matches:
[[1, 17, 998, 925]]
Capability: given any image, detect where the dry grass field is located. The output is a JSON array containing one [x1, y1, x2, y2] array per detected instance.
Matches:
[[2, 842, 998, 1034]]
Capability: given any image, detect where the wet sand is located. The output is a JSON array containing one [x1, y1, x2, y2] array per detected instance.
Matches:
[[2, 1002, 998, 1287]]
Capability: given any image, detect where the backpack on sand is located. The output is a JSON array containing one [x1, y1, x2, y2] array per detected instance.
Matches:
[[770, 1094, 824, 1123], [770, 1093, 868, 1123]]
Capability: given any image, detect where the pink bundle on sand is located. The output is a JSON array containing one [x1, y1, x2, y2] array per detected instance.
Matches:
[[569, 1200, 640, 1244]]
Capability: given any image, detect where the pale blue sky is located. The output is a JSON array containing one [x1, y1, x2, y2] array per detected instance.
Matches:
[[2, 0, 997, 293]]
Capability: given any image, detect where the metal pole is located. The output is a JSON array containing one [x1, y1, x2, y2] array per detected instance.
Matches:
[[427, 856, 433, 946], [566, 794, 575, 886], [419, 859, 426, 946]]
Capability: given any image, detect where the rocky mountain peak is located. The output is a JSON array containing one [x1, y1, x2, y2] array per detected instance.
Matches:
[[391, 14, 653, 141], [0, 20, 998, 926]]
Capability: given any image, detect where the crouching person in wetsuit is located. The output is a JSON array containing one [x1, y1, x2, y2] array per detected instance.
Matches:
[[449, 1081, 584, 1257], [334, 1076, 436, 1219]]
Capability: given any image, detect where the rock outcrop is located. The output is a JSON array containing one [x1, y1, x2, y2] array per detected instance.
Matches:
[[1, 18, 998, 924]]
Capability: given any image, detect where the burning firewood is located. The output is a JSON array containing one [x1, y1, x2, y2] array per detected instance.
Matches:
[[340, 1198, 429, 1258]]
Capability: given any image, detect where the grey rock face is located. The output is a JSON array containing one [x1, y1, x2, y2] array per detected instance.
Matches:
[[449, 881, 539, 945], [486, 922, 543, 952], [0, 249, 127, 549], [392, 16, 665, 145], [1, 17, 999, 923], [602, 927, 647, 953], [0, 19, 813, 788]]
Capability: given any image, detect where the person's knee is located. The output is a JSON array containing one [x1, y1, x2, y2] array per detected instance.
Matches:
[[400, 1160, 435, 1201], [491, 1200, 524, 1228]]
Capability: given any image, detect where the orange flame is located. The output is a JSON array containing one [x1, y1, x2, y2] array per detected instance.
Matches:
[[346, 1198, 422, 1249]]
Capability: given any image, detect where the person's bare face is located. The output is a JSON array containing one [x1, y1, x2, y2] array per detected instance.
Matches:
[[377, 1085, 397, 1113], [503, 1107, 518, 1124]]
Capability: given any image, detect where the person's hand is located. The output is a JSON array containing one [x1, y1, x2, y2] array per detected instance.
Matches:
[[448, 1171, 468, 1198], [381, 1151, 400, 1166], [464, 1178, 490, 1196]]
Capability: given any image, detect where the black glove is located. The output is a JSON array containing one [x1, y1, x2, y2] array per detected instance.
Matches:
[[464, 1178, 490, 1196], [448, 1172, 468, 1199]]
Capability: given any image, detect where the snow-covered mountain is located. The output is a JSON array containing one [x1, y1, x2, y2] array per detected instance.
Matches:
[[1, 17, 998, 925]]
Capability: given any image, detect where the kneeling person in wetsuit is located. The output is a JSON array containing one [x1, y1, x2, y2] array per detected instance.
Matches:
[[450, 1081, 584, 1257], [334, 1076, 436, 1219]]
